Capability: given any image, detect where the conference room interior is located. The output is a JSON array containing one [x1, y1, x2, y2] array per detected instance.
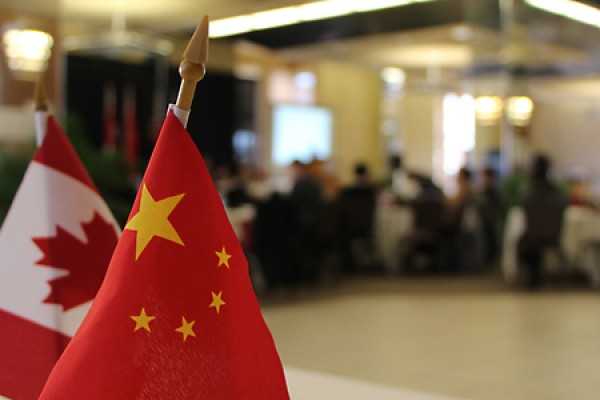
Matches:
[[3, 1, 600, 399]]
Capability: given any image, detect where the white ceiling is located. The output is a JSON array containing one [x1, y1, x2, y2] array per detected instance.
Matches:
[[1, 0, 314, 33], [276, 23, 591, 73], [1, 0, 598, 76]]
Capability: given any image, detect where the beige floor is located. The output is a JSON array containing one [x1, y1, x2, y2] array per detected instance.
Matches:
[[261, 273, 600, 400]]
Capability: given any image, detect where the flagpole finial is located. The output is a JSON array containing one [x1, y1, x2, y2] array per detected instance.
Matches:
[[34, 74, 49, 112], [176, 15, 209, 111]]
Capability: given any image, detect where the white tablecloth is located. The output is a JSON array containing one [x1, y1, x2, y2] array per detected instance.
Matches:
[[501, 207, 525, 282], [502, 206, 600, 285], [225, 205, 256, 245], [561, 206, 600, 285], [561, 207, 600, 260], [374, 204, 413, 273]]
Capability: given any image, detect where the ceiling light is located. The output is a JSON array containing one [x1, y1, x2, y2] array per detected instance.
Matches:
[[350, 0, 412, 12], [475, 96, 503, 125], [525, 0, 600, 28], [450, 25, 472, 41], [298, 0, 353, 21], [250, 7, 300, 30], [506, 96, 534, 126], [2, 29, 53, 80], [209, 0, 438, 38], [210, 16, 252, 38], [294, 71, 316, 89], [63, 31, 173, 62], [381, 67, 406, 85]]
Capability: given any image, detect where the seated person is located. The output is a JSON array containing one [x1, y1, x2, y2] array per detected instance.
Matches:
[[517, 154, 567, 289], [335, 163, 378, 272], [431, 167, 486, 273]]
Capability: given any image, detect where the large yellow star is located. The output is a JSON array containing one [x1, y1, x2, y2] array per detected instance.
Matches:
[[125, 184, 185, 260], [215, 246, 232, 268], [175, 316, 196, 342], [209, 291, 226, 314], [130, 308, 156, 332]]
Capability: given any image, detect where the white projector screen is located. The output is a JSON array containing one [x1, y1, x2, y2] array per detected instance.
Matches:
[[272, 104, 333, 166]]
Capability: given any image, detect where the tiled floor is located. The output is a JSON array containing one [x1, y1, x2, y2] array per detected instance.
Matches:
[[261, 272, 600, 400]]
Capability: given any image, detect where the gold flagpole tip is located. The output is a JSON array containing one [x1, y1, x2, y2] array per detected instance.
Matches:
[[184, 15, 209, 64], [34, 74, 49, 112], [176, 15, 210, 111]]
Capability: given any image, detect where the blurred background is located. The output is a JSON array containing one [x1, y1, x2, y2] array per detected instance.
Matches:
[[3, 1, 600, 399]]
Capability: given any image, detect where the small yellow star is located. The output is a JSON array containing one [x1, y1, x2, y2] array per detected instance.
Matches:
[[125, 184, 185, 260], [175, 316, 196, 342], [130, 308, 156, 332], [215, 246, 232, 268], [209, 291, 226, 314]]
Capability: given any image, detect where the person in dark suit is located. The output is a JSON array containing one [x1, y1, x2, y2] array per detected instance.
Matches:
[[517, 154, 567, 289], [335, 163, 378, 273], [397, 172, 446, 274], [434, 167, 486, 273], [478, 167, 504, 267], [253, 192, 297, 290], [289, 160, 325, 283]]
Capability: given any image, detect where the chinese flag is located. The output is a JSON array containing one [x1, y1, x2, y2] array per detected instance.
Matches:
[[40, 110, 290, 399], [0, 116, 120, 399]]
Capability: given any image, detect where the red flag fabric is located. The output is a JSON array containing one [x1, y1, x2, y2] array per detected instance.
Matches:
[[0, 116, 120, 399], [123, 84, 140, 171], [102, 82, 119, 152], [40, 110, 290, 399]]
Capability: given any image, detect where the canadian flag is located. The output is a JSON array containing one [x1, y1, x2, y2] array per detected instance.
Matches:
[[0, 114, 120, 399]]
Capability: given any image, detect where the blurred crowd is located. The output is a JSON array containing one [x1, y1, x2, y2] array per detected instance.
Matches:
[[212, 153, 599, 292]]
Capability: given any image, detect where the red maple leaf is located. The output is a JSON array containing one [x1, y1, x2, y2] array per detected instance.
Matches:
[[33, 212, 119, 311]]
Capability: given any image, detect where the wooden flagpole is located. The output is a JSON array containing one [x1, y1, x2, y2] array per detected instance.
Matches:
[[34, 74, 49, 112], [175, 15, 209, 111], [34, 74, 49, 146]]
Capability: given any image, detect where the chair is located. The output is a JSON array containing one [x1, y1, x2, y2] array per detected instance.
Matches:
[[252, 193, 297, 289], [397, 198, 445, 274], [336, 186, 378, 273], [456, 198, 487, 272], [517, 196, 566, 287]]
